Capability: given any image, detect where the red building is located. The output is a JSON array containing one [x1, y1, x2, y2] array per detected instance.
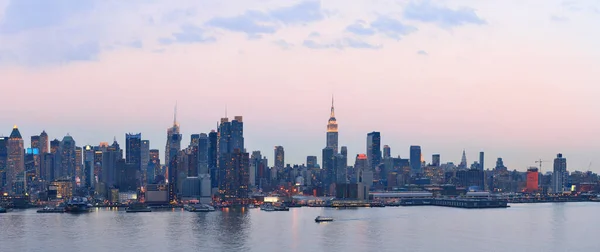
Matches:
[[526, 167, 539, 193]]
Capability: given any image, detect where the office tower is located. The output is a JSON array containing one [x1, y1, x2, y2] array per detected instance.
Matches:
[[355, 153, 372, 190], [274, 146, 284, 171], [341, 146, 348, 164], [125, 133, 142, 169], [306, 156, 317, 168], [75, 146, 82, 183], [208, 130, 218, 188], [101, 141, 121, 189], [326, 97, 339, 153], [231, 116, 244, 151], [7, 126, 24, 194], [459, 150, 467, 169], [250, 151, 262, 187], [0, 137, 8, 190], [322, 147, 335, 193], [42, 152, 55, 183], [148, 149, 160, 184], [479, 151, 484, 170], [366, 132, 381, 170], [83, 145, 94, 190], [190, 134, 200, 147], [526, 167, 539, 192], [141, 140, 149, 171], [30, 135, 41, 179], [409, 145, 422, 176], [58, 135, 76, 180], [334, 154, 347, 184], [432, 154, 440, 167], [198, 134, 209, 175], [39, 130, 49, 154], [165, 107, 181, 172], [116, 159, 138, 192], [219, 149, 249, 201], [552, 153, 567, 193], [383, 145, 391, 159], [50, 139, 60, 154]]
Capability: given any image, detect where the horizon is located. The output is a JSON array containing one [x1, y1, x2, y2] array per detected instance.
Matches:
[[1, 0, 599, 171]]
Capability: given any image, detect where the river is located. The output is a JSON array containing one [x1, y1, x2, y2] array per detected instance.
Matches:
[[1, 202, 598, 252]]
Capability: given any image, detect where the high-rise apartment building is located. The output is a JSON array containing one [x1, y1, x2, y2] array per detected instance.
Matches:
[[552, 153, 567, 193]]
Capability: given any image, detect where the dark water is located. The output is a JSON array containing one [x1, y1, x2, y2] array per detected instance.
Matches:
[[1, 203, 598, 252]]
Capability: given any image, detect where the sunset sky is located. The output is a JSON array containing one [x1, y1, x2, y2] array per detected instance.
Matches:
[[1, 0, 599, 172]]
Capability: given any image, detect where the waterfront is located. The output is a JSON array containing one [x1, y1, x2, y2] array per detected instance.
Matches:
[[1, 203, 599, 252]]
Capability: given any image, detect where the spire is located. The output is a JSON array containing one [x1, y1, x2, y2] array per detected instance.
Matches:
[[330, 94, 335, 117], [460, 149, 467, 168], [173, 102, 178, 126]]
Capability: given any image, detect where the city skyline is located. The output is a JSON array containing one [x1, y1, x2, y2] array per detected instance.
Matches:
[[2, 0, 600, 171]]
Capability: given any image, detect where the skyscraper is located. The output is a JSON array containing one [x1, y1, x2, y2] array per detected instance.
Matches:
[[322, 147, 335, 192], [479, 151, 484, 170], [459, 150, 467, 169], [432, 154, 440, 167], [0, 137, 8, 191], [383, 145, 391, 159], [39, 130, 49, 154], [306, 156, 317, 168], [58, 135, 76, 180], [219, 149, 249, 201], [409, 145, 422, 176], [125, 133, 142, 169], [7, 126, 24, 194], [165, 107, 181, 172], [83, 145, 95, 190], [148, 149, 160, 184], [231, 116, 244, 152], [208, 130, 218, 189], [366, 132, 381, 170], [198, 133, 209, 176], [30, 135, 41, 179], [274, 146, 285, 170], [326, 97, 339, 153], [552, 153, 567, 194]]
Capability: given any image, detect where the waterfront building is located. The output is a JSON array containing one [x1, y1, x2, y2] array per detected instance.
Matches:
[[526, 167, 539, 192], [326, 97, 338, 153], [552, 153, 567, 194], [7, 126, 24, 195], [409, 145, 422, 176]]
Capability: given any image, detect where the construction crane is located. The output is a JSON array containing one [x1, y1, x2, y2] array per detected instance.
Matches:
[[535, 159, 551, 174]]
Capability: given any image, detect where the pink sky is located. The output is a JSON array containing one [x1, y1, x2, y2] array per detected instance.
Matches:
[[1, 0, 599, 171]]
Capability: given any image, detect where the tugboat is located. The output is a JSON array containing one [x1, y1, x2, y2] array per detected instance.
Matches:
[[126, 202, 152, 213], [65, 197, 92, 213], [184, 204, 215, 212], [315, 216, 334, 223]]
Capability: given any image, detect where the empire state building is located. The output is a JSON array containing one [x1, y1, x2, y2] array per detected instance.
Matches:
[[326, 97, 338, 153]]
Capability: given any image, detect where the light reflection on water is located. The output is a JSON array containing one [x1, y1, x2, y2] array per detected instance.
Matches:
[[1, 203, 599, 252]]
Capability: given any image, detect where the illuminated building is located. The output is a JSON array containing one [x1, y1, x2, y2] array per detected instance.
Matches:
[[83, 145, 94, 190], [322, 147, 335, 193], [526, 167, 539, 192], [208, 130, 218, 189], [7, 126, 24, 195], [49, 179, 73, 199], [58, 135, 76, 180], [274, 146, 284, 171], [141, 139, 149, 173], [148, 149, 160, 183], [50, 139, 59, 154], [0, 137, 8, 191], [367, 132, 381, 170], [409, 145, 422, 176], [218, 149, 250, 202], [166, 108, 182, 203], [552, 153, 567, 193], [125, 133, 141, 170], [75, 147, 82, 185], [326, 96, 338, 153]]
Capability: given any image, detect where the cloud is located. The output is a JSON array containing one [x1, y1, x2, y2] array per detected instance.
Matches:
[[308, 31, 320, 38], [302, 38, 380, 50], [345, 20, 376, 36], [370, 16, 417, 39], [273, 39, 293, 50], [171, 24, 216, 43], [550, 15, 569, 22], [0, 0, 94, 33], [205, 1, 324, 36], [129, 40, 143, 48], [403, 1, 486, 27], [417, 50, 428, 56]]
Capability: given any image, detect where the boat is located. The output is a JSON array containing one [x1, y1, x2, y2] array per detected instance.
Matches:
[[126, 202, 152, 213], [37, 206, 65, 213], [185, 204, 215, 212], [315, 216, 334, 223], [0, 207, 6, 213], [260, 203, 275, 211], [247, 204, 256, 209], [274, 205, 289, 211], [65, 197, 92, 213]]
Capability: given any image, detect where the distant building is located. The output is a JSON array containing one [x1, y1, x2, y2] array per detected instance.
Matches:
[[383, 145, 391, 159], [479, 151, 485, 170], [552, 153, 567, 193], [432, 154, 440, 167], [366, 132, 381, 170], [7, 126, 24, 195], [409, 145, 422, 176], [58, 135, 76, 180], [326, 97, 338, 153], [0, 137, 8, 191], [526, 167, 539, 192], [274, 146, 285, 171], [306, 156, 318, 168]]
